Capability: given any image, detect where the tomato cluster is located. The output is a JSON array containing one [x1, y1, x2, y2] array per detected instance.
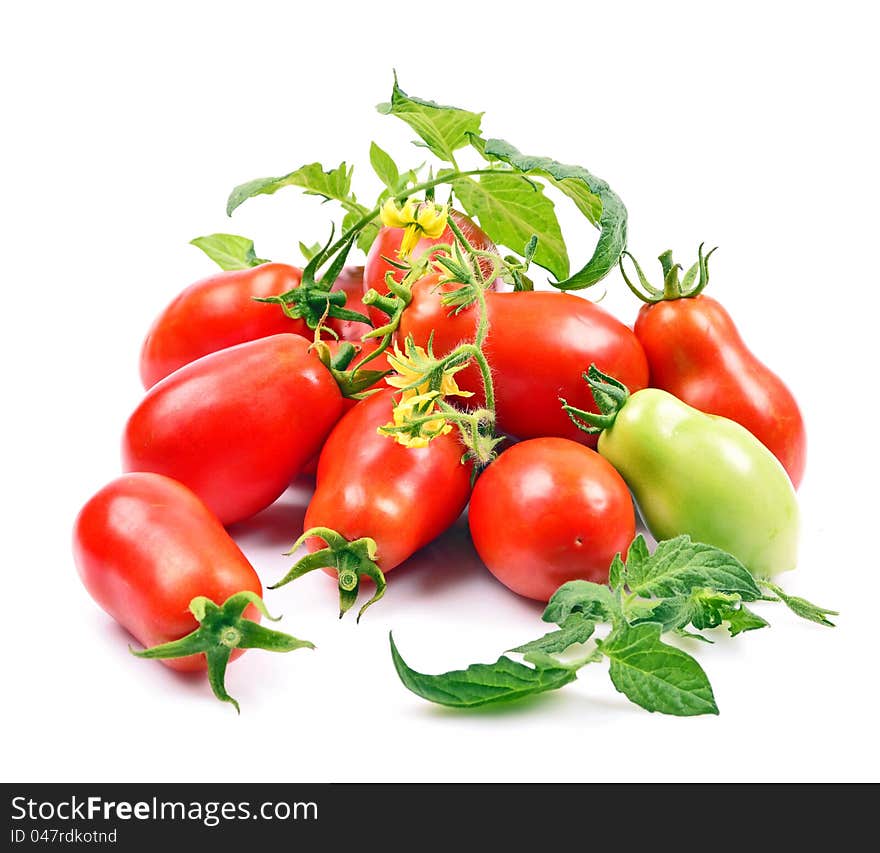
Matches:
[[73, 210, 806, 708]]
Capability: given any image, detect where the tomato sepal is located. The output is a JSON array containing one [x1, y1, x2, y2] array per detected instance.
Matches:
[[253, 227, 371, 329], [619, 243, 718, 303], [561, 364, 631, 434], [310, 340, 391, 399], [273, 528, 387, 622], [130, 591, 314, 713]]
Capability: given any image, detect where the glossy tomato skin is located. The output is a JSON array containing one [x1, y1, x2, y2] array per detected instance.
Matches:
[[599, 389, 799, 578], [306, 388, 472, 573], [399, 275, 649, 447], [363, 210, 498, 327], [123, 334, 344, 525], [140, 263, 305, 389], [300, 338, 394, 476], [73, 473, 261, 672], [634, 295, 806, 487], [469, 439, 636, 601]]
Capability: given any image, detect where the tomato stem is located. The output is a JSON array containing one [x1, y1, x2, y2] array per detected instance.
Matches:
[[272, 528, 387, 622], [130, 591, 313, 712], [561, 364, 631, 435], [619, 244, 718, 303]]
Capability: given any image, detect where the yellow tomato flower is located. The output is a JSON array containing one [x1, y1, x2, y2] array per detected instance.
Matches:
[[385, 341, 473, 399], [378, 390, 453, 448], [380, 199, 449, 257]]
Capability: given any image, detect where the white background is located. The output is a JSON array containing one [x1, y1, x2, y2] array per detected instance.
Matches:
[[3, 1, 878, 782]]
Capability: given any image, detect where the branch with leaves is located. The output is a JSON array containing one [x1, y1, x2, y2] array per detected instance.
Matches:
[[391, 535, 837, 716], [191, 74, 628, 310]]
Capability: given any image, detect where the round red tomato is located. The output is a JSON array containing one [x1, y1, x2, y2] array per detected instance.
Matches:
[[73, 472, 262, 672], [398, 274, 649, 447], [124, 334, 344, 525], [363, 210, 497, 327], [468, 438, 636, 601]]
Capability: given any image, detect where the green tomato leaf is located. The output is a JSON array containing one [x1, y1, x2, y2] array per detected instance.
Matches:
[[508, 614, 595, 656], [299, 241, 323, 262], [227, 161, 365, 216], [634, 590, 769, 638], [625, 535, 762, 601], [724, 604, 770, 637], [453, 173, 569, 280], [369, 141, 400, 190], [480, 138, 628, 289], [189, 233, 269, 270], [377, 76, 483, 164], [608, 553, 625, 591], [761, 582, 838, 628], [342, 208, 380, 254], [390, 634, 577, 709], [598, 622, 719, 716], [542, 580, 618, 626]]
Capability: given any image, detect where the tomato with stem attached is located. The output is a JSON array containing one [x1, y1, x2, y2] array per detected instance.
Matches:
[[73, 472, 312, 710], [390, 272, 649, 447], [124, 334, 362, 525], [469, 438, 636, 601], [272, 388, 473, 620], [563, 365, 799, 579], [140, 263, 372, 388], [622, 246, 806, 487]]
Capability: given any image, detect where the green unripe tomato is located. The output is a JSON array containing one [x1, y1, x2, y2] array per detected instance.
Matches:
[[564, 368, 799, 579]]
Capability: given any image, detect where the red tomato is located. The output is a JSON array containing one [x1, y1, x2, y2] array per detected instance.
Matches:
[[140, 263, 304, 388], [73, 473, 261, 672], [398, 274, 649, 447], [140, 263, 373, 388], [305, 388, 472, 574], [123, 334, 344, 525], [300, 338, 395, 476], [363, 210, 498, 327], [634, 295, 806, 487], [468, 438, 636, 601]]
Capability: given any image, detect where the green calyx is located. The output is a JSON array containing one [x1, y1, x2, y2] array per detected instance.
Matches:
[[253, 226, 371, 329], [310, 340, 390, 399], [130, 591, 314, 713], [560, 364, 630, 435], [619, 242, 718, 303], [272, 528, 387, 622]]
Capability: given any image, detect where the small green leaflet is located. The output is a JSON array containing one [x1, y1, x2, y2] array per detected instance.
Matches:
[[761, 581, 838, 627], [479, 139, 628, 289], [299, 241, 323, 262], [189, 233, 269, 270], [452, 173, 569, 281], [622, 535, 763, 601], [341, 208, 380, 254], [369, 141, 400, 190], [724, 605, 770, 637], [542, 580, 618, 625], [226, 161, 370, 218], [598, 622, 719, 716], [377, 75, 483, 164], [508, 614, 595, 655], [638, 589, 769, 637], [390, 634, 577, 709]]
